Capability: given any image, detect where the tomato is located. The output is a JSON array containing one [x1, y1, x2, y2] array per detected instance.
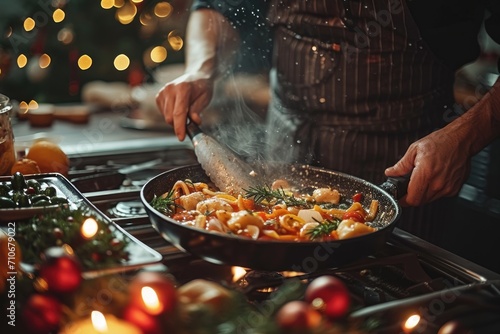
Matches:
[[341, 211, 365, 223], [305, 275, 351, 319], [352, 193, 363, 203], [275, 301, 322, 332]]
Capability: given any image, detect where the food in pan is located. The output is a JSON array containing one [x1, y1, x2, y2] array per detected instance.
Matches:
[[150, 178, 379, 242]]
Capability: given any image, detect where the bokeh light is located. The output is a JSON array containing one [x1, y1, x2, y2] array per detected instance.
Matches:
[[53, 9, 66, 23], [154, 2, 172, 18], [23, 18, 36, 32], [150, 46, 167, 63], [39, 54, 51, 68], [114, 54, 130, 71], [78, 55, 92, 70], [17, 54, 28, 68]]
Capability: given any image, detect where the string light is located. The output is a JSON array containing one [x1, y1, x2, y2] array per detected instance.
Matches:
[[101, 0, 114, 10], [17, 54, 28, 68], [150, 46, 167, 63], [114, 54, 130, 71], [23, 18, 36, 32], [53, 9, 65, 23], [78, 55, 92, 70], [154, 2, 172, 18], [39, 54, 51, 69]]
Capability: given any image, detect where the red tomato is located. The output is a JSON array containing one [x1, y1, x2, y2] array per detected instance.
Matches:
[[305, 275, 351, 319], [352, 193, 363, 202], [341, 211, 365, 223], [275, 300, 322, 331]]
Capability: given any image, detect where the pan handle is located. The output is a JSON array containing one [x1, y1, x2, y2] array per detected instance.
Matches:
[[379, 174, 410, 200], [186, 117, 202, 140]]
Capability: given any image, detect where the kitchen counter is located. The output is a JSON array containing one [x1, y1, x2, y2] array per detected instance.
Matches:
[[11, 106, 192, 158]]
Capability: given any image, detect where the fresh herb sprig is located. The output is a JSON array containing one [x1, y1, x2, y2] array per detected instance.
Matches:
[[244, 185, 309, 207], [150, 188, 178, 215], [306, 218, 341, 240]]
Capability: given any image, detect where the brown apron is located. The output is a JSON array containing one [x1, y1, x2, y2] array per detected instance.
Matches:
[[264, 0, 457, 243]]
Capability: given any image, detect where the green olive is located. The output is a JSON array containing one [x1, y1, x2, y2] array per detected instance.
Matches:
[[11, 172, 27, 192], [44, 186, 57, 197], [31, 195, 51, 204], [0, 197, 16, 209]]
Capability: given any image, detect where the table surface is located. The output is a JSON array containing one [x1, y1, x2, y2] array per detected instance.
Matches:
[[12, 107, 192, 158]]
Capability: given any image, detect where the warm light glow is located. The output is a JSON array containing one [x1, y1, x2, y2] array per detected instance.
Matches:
[[141, 286, 163, 315], [18, 101, 29, 114], [154, 2, 173, 18], [403, 314, 421, 332], [150, 46, 167, 63], [91, 311, 108, 332], [168, 31, 183, 51], [5, 26, 12, 38], [81, 218, 99, 239], [116, 1, 137, 24], [114, 0, 125, 8], [131, 0, 143, 3], [39, 54, 51, 68], [78, 55, 92, 70], [17, 54, 28, 68], [114, 54, 130, 71], [53, 9, 65, 23], [101, 0, 114, 9], [232, 267, 247, 282], [57, 27, 74, 44], [23, 17, 36, 31], [139, 12, 154, 26], [28, 100, 39, 110]]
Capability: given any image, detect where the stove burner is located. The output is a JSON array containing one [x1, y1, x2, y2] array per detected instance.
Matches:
[[109, 201, 147, 218]]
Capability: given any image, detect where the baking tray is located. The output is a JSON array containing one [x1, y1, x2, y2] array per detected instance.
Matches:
[[0, 173, 163, 277]]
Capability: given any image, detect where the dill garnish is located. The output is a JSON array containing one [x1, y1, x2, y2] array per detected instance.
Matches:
[[306, 219, 341, 240], [244, 185, 308, 207]]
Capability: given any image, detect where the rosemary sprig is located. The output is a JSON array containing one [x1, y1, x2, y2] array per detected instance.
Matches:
[[244, 185, 308, 207], [306, 218, 341, 240], [150, 188, 178, 215]]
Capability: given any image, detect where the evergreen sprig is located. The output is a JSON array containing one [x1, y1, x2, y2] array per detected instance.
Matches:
[[306, 218, 341, 240]]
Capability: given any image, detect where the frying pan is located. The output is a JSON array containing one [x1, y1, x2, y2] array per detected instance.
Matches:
[[141, 164, 406, 272]]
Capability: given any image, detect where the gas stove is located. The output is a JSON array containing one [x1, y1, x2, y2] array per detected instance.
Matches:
[[67, 146, 500, 334]]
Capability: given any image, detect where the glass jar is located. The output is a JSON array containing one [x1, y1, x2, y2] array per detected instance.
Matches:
[[0, 94, 16, 175]]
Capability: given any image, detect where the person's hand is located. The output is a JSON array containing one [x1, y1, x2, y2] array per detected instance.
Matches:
[[156, 72, 214, 141], [385, 128, 471, 206]]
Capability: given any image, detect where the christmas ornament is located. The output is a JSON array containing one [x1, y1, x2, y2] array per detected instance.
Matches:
[[38, 246, 82, 295], [21, 293, 62, 334], [305, 275, 351, 319]]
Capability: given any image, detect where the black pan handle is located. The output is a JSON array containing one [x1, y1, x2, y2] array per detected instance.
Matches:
[[186, 117, 202, 140], [379, 174, 410, 200]]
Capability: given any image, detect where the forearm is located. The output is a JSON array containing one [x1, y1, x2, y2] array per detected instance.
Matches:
[[449, 78, 500, 156], [184, 9, 240, 79]]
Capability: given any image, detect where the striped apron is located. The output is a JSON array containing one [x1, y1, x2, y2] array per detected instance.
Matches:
[[264, 0, 457, 243]]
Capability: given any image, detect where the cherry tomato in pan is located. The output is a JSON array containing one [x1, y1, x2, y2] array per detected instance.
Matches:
[[352, 193, 363, 203], [341, 211, 365, 223]]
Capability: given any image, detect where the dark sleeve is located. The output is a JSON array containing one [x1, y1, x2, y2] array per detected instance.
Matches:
[[484, 2, 500, 44], [191, 0, 269, 32], [191, 0, 273, 74]]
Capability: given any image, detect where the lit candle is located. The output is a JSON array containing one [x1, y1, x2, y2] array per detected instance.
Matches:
[[61, 311, 141, 334], [141, 286, 163, 315], [81, 218, 99, 239]]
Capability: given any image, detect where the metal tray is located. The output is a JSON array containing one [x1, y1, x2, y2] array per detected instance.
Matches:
[[0, 173, 163, 277]]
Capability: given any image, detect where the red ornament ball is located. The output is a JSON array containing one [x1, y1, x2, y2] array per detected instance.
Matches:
[[38, 246, 82, 294], [305, 275, 351, 319], [275, 300, 322, 331], [21, 294, 62, 334]]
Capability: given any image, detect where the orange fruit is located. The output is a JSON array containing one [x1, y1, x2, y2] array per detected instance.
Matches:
[[11, 158, 41, 175], [26, 140, 70, 176]]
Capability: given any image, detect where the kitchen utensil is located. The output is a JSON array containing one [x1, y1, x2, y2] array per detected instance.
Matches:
[[186, 120, 263, 194], [141, 163, 405, 272]]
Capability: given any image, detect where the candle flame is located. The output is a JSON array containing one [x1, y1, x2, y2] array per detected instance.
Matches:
[[91, 311, 108, 332], [81, 218, 99, 239], [403, 314, 421, 332], [141, 286, 163, 315], [231, 267, 247, 282]]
